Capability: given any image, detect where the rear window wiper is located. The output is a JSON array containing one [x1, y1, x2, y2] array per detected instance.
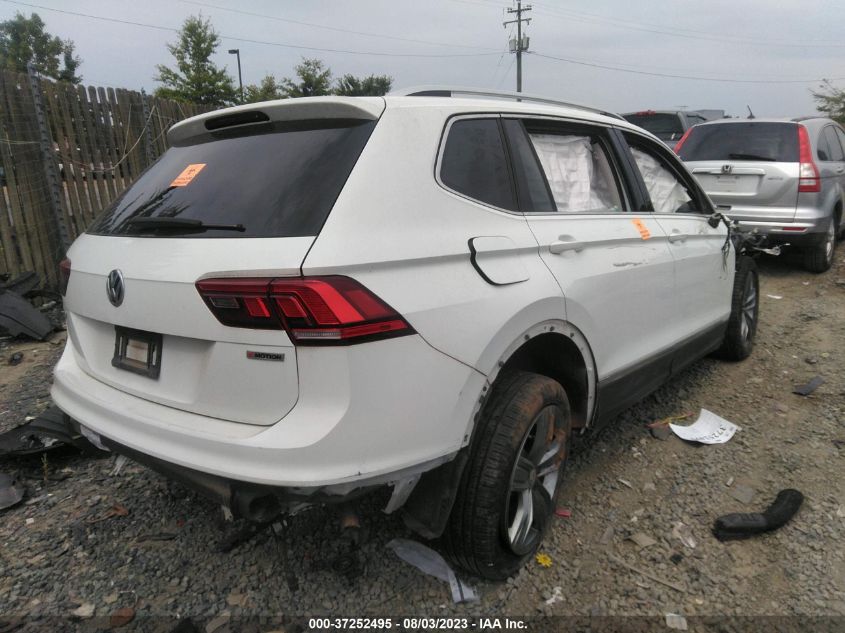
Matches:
[[727, 153, 777, 161], [125, 217, 246, 232]]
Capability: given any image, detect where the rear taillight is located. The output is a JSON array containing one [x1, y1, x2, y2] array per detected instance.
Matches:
[[196, 276, 415, 345], [59, 258, 71, 295], [797, 125, 821, 193], [673, 128, 693, 154]]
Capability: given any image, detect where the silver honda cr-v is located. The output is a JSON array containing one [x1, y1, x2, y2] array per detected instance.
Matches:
[[677, 117, 845, 272]]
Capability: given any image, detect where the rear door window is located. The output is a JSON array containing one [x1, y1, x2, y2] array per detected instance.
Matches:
[[823, 126, 844, 161], [524, 124, 623, 213], [677, 122, 798, 162], [439, 118, 516, 211], [88, 119, 376, 238]]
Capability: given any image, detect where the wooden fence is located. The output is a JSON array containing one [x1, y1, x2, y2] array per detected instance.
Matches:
[[0, 68, 209, 287]]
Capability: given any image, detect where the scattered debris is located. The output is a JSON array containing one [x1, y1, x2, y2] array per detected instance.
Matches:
[[554, 507, 572, 518], [599, 525, 614, 545], [671, 522, 697, 550], [387, 538, 478, 603], [109, 607, 135, 628], [0, 472, 25, 510], [8, 351, 23, 366], [535, 552, 552, 568], [110, 454, 130, 476], [617, 478, 633, 489], [670, 553, 684, 565], [650, 425, 672, 441], [792, 376, 825, 396], [544, 586, 564, 605], [766, 294, 783, 300], [71, 603, 95, 619], [135, 531, 178, 543], [669, 409, 740, 445], [665, 613, 688, 630], [729, 484, 757, 505], [205, 614, 230, 633], [713, 489, 804, 541], [0, 406, 108, 457], [607, 553, 686, 593], [0, 288, 53, 340], [725, 476, 735, 487], [85, 504, 129, 524], [626, 532, 657, 549]]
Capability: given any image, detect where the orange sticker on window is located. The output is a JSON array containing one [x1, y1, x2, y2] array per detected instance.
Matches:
[[631, 218, 651, 240], [170, 163, 206, 187]]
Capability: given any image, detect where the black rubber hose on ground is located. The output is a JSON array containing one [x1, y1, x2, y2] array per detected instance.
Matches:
[[712, 489, 804, 542]]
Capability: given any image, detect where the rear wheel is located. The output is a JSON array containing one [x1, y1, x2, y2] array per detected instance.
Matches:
[[715, 256, 758, 361], [803, 220, 836, 273], [443, 371, 571, 580]]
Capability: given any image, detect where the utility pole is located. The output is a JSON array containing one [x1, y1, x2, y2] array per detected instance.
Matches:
[[504, 1, 531, 92]]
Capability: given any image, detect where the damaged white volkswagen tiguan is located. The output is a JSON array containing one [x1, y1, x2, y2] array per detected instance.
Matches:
[[52, 88, 759, 579]]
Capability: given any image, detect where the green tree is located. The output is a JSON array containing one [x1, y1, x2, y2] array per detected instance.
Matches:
[[243, 74, 285, 103], [0, 12, 82, 82], [812, 80, 845, 125], [280, 58, 332, 98], [154, 15, 237, 106], [334, 74, 393, 97]]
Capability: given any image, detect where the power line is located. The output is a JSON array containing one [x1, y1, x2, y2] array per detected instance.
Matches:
[[0, 1, 504, 59], [529, 3, 845, 49], [529, 51, 845, 84], [179, 0, 499, 52]]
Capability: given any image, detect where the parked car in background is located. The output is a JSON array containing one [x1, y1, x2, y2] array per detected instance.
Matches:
[[676, 117, 845, 272], [622, 110, 710, 145], [52, 88, 759, 580]]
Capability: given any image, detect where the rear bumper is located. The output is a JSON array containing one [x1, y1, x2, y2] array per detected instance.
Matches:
[[51, 333, 480, 490], [732, 208, 833, 247]]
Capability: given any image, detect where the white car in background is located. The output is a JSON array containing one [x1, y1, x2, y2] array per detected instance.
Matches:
[[52, 88, 758, 579]]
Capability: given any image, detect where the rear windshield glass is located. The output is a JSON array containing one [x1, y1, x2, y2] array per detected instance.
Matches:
[[678, 122, 798, 162], [623, 113, 684, 141], [88, 119, 376, 238]]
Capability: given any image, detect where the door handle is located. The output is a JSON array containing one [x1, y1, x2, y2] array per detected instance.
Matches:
[[836, 167, 845, 174], [668, 231, 688, 243], [549, 239, 584, 254]]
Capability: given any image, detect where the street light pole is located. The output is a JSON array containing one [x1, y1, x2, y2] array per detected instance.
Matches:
[[228, 48, 243, 102]]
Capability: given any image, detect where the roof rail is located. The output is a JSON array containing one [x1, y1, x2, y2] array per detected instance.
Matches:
[[390, 85, 624, 121]]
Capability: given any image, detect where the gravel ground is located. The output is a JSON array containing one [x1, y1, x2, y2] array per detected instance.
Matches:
[[0, 251, 843, 630]]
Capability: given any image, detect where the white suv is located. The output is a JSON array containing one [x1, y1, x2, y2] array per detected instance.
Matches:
[[51, 88, 758, 579]]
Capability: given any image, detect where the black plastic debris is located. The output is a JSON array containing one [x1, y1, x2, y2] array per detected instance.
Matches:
[[792, 376, 825, 396], [0, 289, 53, 340], [0, 472, 25, 510], [8, 351, 23, 366], [713, 489, 804, 541], [0, 406, 108, 457]]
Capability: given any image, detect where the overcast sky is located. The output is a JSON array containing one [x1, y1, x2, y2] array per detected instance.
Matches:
[[2, 0, 844, 117]]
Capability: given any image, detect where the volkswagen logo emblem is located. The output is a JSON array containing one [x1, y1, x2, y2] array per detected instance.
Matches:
[[721, 164, 733, 174], [106, 269, 125, 307]]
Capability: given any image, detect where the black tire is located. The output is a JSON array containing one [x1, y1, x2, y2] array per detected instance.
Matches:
[[803, 220, 836, 273], [714, 256, 758, 361], [443, 371, 571, 580]]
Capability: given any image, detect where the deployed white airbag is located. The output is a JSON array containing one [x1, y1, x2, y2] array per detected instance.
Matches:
[[630, 148, 691, 214]]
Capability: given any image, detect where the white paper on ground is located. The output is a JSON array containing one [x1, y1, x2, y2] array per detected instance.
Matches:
[[669, 409, 741, 444], [387, 538, 478, 603]]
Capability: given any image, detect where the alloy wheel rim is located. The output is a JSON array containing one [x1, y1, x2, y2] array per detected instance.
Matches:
[[825, 222, 835, 261], [504, 406, 566, 556]]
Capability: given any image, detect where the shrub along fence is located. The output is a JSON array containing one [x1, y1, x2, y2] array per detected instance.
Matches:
[[0, 66, 208, 287]]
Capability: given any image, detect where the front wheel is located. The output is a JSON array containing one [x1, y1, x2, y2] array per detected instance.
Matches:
[[714, 256, 759, 361], [443, 371, 571, 580]]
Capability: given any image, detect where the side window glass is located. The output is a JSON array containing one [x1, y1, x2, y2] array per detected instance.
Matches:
[[817, 130, 832, 161], [629, 145, 697, 214], [823, 126, 844, 162], [835, 127, 845, 158], [440, 118, 516, 210], [526, 132, 623, 213]]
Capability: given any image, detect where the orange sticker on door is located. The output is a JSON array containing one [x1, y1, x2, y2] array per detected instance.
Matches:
[[631, 218, 651, 240], [170, 163, 206, 187]]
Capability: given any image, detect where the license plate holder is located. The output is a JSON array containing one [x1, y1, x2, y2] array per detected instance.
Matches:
[[112, 326, 162, 379]]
